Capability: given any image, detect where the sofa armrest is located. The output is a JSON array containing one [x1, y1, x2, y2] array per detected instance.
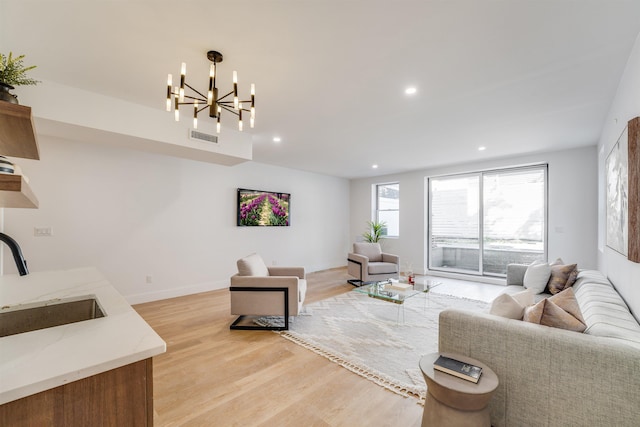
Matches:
[[230, 274, 299, 289], [506, 263, 528, 286], [438, 309, 640, 427], [348, 252, 369, 263], [347, 252, 369, 280], [268, 266, 305, 279], [381, 253, 399, 265], [230, 274, 302, 316]]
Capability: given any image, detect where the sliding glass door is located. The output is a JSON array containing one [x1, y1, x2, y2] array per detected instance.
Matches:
[[428, 165, 547, 276], [429, 174, 481, 274]]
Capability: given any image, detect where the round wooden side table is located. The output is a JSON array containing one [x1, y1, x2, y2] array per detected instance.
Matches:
[[419, 352, 499, 427]]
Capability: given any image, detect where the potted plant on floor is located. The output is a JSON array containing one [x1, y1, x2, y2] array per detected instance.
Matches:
[[0, 52, 39, 104]]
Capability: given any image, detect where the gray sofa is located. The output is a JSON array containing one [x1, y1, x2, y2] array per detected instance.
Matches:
[[438, 269, 640, 427]]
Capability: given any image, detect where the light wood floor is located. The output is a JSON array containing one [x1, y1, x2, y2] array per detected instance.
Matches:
[[134, 268, 424, 427]]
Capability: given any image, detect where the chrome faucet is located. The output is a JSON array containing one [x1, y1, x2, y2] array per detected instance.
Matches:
[[0, 232, 29, 276]]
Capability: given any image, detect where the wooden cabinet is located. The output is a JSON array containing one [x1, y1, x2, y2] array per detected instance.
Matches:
[[0, 103, 39, 160], [0, 358, 154, 426], [0, 174, 38, 208], [0, 102, 40, 208]]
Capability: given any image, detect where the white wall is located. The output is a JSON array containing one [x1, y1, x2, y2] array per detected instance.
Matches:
[[2, 136, 350, 303], [597, 31, 640, 317], [351, 146, 598, 278]]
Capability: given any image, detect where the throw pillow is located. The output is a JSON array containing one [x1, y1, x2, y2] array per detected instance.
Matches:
[[489, 289, 535, 320], [547, 258, 578, 294], [523, 260, 551, 294], [237, 253, 270, 277], [523, 287, 586, 332]]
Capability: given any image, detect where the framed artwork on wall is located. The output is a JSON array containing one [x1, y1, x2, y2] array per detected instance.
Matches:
[[606, 116, 640, 263], [606, 126, 628, 256], [628, 117, 639, 263]]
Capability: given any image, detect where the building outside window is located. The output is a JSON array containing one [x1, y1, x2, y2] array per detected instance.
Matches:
[[428, 165, 547, 276], [376, 183, 399, 237]]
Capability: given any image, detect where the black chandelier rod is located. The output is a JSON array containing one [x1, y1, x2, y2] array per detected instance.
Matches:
[[177, 94, 207, 103], [216, 90, 234, 102], [220, 104, 240, 117], [177, 90, 251, 108], [184, 82, 209, 100]]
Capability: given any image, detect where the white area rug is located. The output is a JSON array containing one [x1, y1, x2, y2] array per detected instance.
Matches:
[[259, 290, 488, 401]]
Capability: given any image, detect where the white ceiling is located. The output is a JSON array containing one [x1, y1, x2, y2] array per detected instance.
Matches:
[[2, 0, 640, 179]]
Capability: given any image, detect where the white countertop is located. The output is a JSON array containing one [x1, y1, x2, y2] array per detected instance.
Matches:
[[0, 267, 166, 405]]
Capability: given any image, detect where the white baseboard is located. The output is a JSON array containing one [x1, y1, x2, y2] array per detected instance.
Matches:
[[423, 270, 505, 286], [125, 279, 230, 305]]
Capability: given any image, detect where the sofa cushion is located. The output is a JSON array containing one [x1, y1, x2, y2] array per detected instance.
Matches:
[[489, 289, 534, 319], [237, 253, 270, 277], [368, 261, 399, 275], [573, 274, 640, 346], [523, 261, 551, 294], [572, 270, 612, 292], [546, 258, 578, 294], [523, 287, 586, 332], [353, 242, 383, 262]]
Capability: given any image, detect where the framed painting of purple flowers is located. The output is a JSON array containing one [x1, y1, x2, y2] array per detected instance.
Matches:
[[237, 188, 290, 226]]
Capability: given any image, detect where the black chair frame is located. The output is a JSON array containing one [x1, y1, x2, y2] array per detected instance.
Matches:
[[229, 286, 290, 331]]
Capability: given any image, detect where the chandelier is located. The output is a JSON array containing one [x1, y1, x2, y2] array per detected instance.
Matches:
[[166, 50, 255, 132]]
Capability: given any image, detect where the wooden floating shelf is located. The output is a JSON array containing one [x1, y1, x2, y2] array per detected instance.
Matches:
[[0, 174, 38, 208], [0, 102, 40, 160]]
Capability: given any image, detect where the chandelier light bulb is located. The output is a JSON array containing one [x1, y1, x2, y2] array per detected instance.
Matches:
[[250, 83, 255, 123], [207, 64, 215, 105], [179, 62, 186, 102], [217, 106, 222, 133], [166, 74, 172, 111], [174, 108, 179, 122], [233, 71, 239, 109], [193, 100, 198, 129]]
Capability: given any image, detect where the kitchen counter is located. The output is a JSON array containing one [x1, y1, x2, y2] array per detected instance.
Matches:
[[0, 267, 166, 405]]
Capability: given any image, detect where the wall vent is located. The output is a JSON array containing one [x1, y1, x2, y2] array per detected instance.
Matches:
[[189, 129, 218, 144]]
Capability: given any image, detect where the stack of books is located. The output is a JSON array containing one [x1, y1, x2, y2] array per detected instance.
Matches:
[[433, 355, 483, 383], [385, 281, 412, 291]]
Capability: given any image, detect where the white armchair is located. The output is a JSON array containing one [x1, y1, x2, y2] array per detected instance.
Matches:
[[230, 253, 306, 330], [347, 242, 399, 285]]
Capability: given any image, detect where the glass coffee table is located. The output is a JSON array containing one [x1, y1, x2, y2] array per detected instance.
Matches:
[[353, 279, 442, 323], [354, 281, 419, 303]]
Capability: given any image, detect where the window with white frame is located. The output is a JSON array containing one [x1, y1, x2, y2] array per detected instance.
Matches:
[[428, 165, 547, 276], [376, 183, 399, 237]]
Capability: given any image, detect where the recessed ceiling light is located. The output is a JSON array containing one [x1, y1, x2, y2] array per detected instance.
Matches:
[[405, 87, 417, 95], [478, 146, 486, 151], [372, 164, 379, 169], [273, 137, 281, 143]]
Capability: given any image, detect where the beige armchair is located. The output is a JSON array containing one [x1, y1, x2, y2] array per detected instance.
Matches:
[[230, 253, 306, 330], [347, 242, 399, 286]]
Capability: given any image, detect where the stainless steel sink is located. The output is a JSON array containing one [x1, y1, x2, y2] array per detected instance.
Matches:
[[0, 297, 105, 338]]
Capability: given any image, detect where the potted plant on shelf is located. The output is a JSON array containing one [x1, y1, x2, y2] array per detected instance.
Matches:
[[362, 220, 387, 243], [0, 52, 39, 104]]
